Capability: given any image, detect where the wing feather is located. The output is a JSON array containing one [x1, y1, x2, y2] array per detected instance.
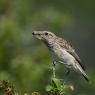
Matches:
[[56, 37, 85, 70]]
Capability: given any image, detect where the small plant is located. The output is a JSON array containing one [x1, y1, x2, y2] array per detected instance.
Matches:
[[0, 80, 14, 95], [31, 92, 40, 95], [0, 80, 41, 95], [0, 79, 74, 95], [46, 78, 74, 95]]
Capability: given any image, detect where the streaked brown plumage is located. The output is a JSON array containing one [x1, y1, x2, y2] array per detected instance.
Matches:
[[56, 37, 85, 70], [32, 31, 89, 82]]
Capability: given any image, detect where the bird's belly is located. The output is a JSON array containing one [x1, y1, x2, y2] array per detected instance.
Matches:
[[52, 49, 75, 65]]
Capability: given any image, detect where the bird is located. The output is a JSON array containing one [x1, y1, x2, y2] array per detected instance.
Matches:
[[32, 31, 89, 82]]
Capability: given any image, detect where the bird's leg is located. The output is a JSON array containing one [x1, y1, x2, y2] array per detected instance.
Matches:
[[61, 69, 70, 84], [52, 61, 56, 78], [65, 69, 70, 77], [59, 69, 70, 85]]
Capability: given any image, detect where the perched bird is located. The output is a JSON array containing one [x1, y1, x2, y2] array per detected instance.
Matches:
[[32, 31, 89, 82]]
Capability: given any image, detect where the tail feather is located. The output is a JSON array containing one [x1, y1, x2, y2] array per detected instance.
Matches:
[[75, 63, 90, 83], [82, 73, 89, 82]]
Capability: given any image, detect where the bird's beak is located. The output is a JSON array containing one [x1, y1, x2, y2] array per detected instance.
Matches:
[[32, 31, 38, 35]]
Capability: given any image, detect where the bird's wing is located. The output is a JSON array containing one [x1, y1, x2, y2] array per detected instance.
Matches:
[[57, 37, 85, 70]]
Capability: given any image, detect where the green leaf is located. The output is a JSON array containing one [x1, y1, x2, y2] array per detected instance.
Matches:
[[52, 78, 61, 89], [63, 84, 74, 91], [46, 85, 53, 92]]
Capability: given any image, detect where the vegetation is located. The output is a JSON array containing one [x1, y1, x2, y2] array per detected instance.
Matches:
[[0, 0, 95, 95], [0, 78, 74, 95]]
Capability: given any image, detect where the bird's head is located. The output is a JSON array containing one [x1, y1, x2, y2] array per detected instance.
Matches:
[[32, 31, 56, 43]]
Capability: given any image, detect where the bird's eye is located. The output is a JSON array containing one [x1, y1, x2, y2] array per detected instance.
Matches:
[[45, 32, 48, 36]]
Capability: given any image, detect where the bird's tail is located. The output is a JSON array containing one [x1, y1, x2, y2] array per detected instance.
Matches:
[[75, 63, 90, 83]]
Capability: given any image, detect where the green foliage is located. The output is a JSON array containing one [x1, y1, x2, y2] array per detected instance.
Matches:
[[0, 80, 41, 95], [46, 78, 74, 95], [0, 79, 74, 95], [0, 0, 95, 95]]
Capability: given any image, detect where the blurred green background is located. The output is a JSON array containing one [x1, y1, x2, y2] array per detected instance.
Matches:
[[0, 0, 95, 95]]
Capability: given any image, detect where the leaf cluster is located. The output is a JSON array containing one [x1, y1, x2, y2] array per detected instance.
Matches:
[[46, 78, 74, 95]]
